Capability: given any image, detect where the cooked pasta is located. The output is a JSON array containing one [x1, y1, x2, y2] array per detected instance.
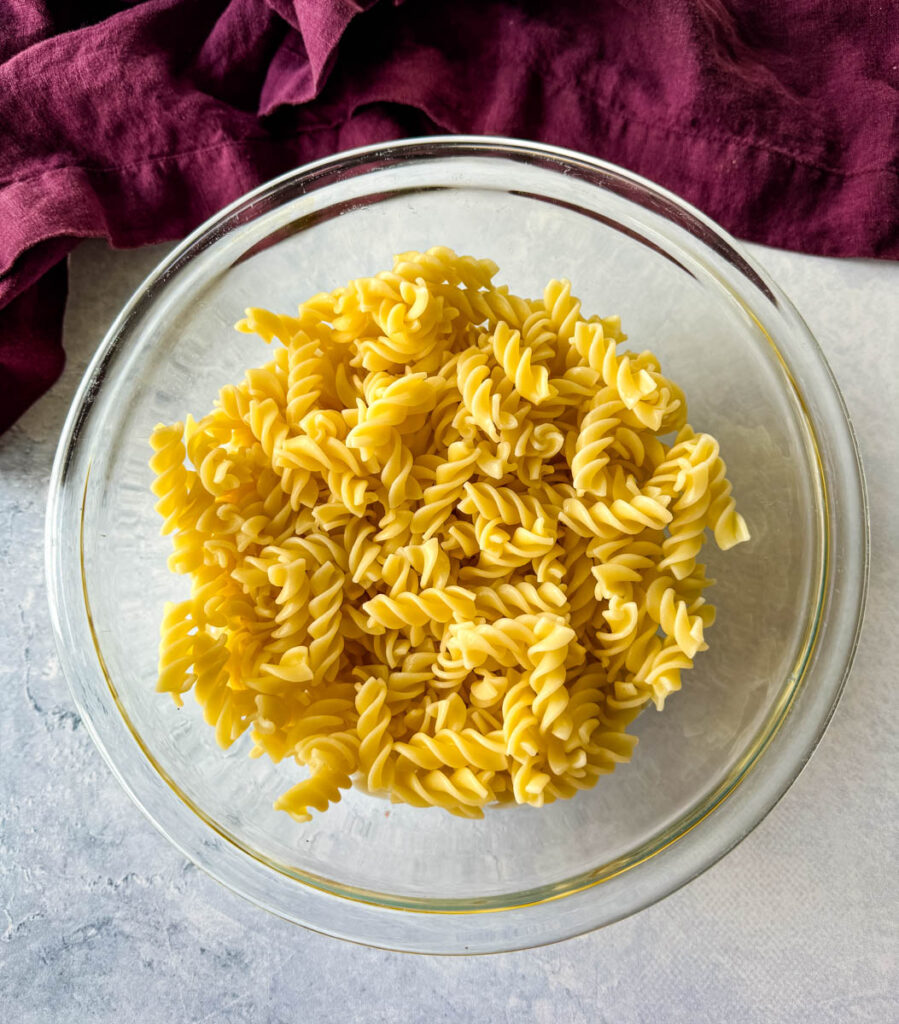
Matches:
[[150, 246, 749, 821]]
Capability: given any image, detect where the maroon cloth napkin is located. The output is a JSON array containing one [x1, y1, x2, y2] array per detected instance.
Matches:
[[1, 0, 897, 432]]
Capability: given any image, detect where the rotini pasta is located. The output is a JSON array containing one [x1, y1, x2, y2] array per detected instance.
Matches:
[[151, 247, 749, 821]]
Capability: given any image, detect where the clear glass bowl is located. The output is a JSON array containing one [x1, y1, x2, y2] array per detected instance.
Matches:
[[46, 137, 867, 953]]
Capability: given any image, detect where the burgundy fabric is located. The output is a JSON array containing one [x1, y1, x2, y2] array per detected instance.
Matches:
[[1, 0, 897, 432]]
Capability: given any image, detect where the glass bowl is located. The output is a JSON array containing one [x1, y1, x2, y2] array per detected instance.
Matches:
[[46, 137, 867, 953]]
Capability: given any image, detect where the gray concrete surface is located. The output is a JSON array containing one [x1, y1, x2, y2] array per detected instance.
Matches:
[[1, 239, 896, 1022]]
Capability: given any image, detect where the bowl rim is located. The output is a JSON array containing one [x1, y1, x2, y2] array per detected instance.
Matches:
[[45, 134, 869, 953]]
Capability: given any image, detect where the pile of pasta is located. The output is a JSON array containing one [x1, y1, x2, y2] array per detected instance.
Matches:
[[150, 247, 749, 821]]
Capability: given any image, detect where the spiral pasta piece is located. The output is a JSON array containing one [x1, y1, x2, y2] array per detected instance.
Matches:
[[364, 586, 478, 631], [156, 600, 197, 703], [348, 373, 438, 453], [473, 581, 568, 620], [458, 482, 552, 531], [528, 617, 577, 740], [390, 765, 495, 818], [455, 347, 503, 442], [410, 441, 480, 539], [542, 279, 582, 342], [274, 759, 353, 822], [355, 677, 394, 792], [395, 728, 508, 772], [644, 576, 708, 658], [150, 423, 191, 534], [489, 321, 554, 404], [707, 456, 751, 551], [307, 564, 344, 682], [571, 388, 625, 496], [561, 491, 672, 539]]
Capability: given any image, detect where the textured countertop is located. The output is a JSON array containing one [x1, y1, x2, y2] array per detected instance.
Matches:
[[2, 240, 896, 1023]]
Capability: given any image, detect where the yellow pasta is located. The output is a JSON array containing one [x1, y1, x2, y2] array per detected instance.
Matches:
[[151, 246, 749, 820]]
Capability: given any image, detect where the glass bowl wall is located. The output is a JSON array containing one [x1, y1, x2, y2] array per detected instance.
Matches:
[[46, 138, 867, 953]]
